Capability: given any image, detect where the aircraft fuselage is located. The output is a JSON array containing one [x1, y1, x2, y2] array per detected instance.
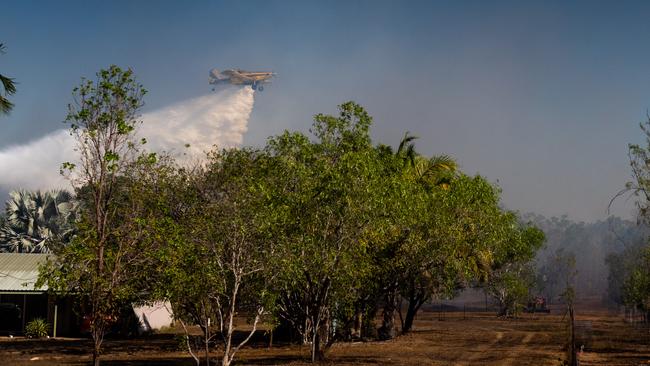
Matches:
[[209, 68, 275, 91]]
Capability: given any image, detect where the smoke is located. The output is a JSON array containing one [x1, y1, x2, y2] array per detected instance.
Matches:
[[0, 129, 73, 191], [0, 86, 256, 195]]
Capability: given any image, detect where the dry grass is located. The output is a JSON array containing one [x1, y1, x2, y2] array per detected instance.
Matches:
[[1, 303, 649, 365]]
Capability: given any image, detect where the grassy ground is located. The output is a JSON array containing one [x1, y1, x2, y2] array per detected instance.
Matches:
[[1, 303, 649, 365]]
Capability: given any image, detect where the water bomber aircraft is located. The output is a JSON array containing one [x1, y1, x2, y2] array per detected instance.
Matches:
[[209, 68, 276, 91]]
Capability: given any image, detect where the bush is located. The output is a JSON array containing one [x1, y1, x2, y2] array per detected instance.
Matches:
[[25, 318, 49, 338]]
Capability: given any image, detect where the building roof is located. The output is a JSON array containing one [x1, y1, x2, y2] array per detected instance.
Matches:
[[0, 253, 49, 293]]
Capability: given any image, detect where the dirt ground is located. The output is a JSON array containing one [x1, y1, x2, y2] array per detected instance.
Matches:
[[1, 303, 649, 365]]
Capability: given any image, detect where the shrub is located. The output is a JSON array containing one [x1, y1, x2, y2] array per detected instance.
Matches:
[[25, 318, 49, 338]]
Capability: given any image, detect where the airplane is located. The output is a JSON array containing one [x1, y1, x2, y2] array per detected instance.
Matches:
[[209, 68, 276, 91]]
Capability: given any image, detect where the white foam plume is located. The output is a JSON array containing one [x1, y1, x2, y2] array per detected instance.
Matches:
[[0, 86, 256, 193], [139, 86, 255, 160]]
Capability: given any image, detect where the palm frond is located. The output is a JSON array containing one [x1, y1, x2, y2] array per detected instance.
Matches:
[[428, 155, 457, 172], [0, 42, 17, 115], [414, 155, 458, 188], [0, 74, 16, 95], [397, 131, 418, 155], [0, 95, 14, 114]]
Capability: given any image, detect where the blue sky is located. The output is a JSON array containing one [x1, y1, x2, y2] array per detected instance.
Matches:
[[3, 0, 650, 221]]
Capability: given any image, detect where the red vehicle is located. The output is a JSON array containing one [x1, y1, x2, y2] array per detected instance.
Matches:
[[525, 296, 550, 313]]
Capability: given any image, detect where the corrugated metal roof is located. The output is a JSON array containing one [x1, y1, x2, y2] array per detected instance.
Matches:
[[0, 253, 49, 292]]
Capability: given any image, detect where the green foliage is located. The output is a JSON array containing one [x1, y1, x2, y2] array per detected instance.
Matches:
[[150, 148, 280, 366], [36, 87, 547, 364], [485, 218, 545, 317], [264, 101, 393, 358], [620, 246, 650, 310], [38, 65, 149, 366], [605, 234, 648, 305], [264, 101, 545, 354], [627, 117, 650, 223], [25, 318, 50, 338], [610, 117, 650, 312]]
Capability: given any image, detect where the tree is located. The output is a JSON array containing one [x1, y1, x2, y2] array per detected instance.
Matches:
[[0, 43, 17, 115], [154, 148, 278, 366], [0, 189, 77, 253], [374, 133, 541, 335], [622, 247, 650, 316], [267, 102, 384, 361], [374, 137, 461, 339], [605, 235, 647, 305], [557, 254, 578, 366], [486, 222, 545, 317], [39, 66, 150, 366], [608, 116, 650, 317], [626, 116, 650, 223]]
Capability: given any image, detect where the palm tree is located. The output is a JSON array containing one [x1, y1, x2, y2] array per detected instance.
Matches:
[[377, 132, 460, 338], [392, 131, 458, 189], [0, 43, 17, 115], [0, 189, 77, 253]]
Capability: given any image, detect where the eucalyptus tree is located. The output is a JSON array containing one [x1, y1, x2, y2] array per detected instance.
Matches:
[[0, 43, 16, 115], [0, 189, 76, 253], [38, 66, 152, 366]]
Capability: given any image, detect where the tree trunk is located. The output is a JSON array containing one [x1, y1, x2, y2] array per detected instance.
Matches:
[[93, 347, 100, 366], [91, 315, 105, 366], [200, 318, 210, 366], [402, 294, 425, 334], [362, 304, 379, 339], [311, 327, 321, 363], [568, 305, 577, 366], [353, 311, 362, 339], [378, 287, 398, 340], [221, 279, 240, 366], [204, 333, 210, 366], [92, 328, 102, 366], [309, 308, 328, 363]]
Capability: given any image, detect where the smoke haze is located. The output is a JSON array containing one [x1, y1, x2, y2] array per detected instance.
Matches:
[[0, 86, 256, 195]]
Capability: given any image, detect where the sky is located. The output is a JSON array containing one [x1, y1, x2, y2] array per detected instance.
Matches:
[[2, 0, 650, 222]]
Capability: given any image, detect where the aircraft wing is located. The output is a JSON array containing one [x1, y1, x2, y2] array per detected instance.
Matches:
[[228, 73, 249, 84]]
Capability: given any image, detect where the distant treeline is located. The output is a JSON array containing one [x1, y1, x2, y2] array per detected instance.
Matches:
[[523, 213, 648, 304]]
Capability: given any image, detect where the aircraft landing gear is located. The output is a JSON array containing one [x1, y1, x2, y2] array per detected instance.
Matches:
[[251, 82, 257, 90], [257, 85, 264, 91]]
